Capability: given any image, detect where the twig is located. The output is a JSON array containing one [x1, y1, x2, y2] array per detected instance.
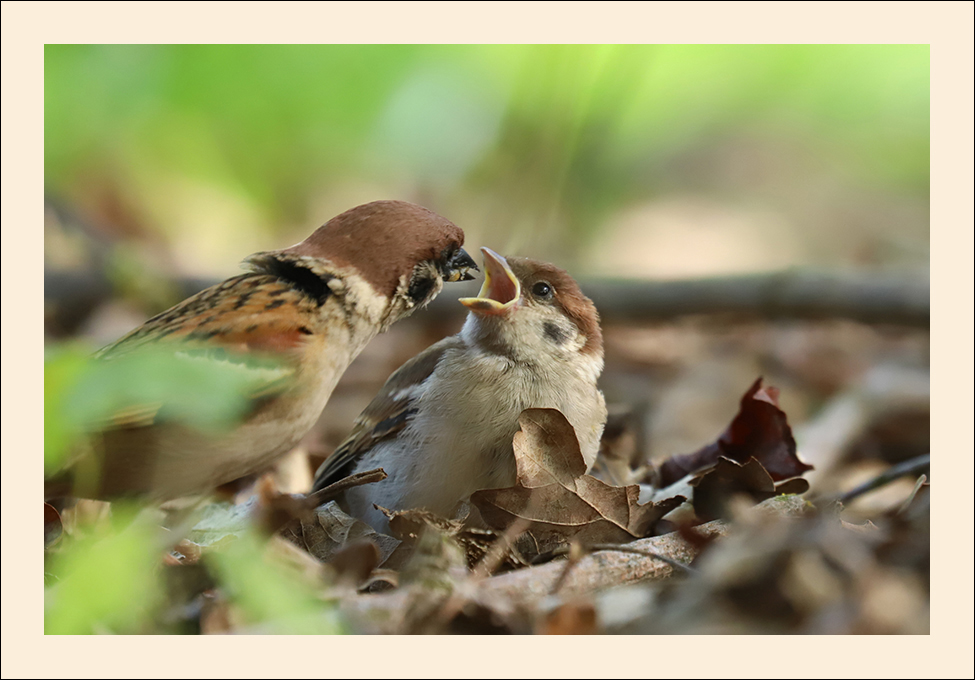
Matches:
[[549, 542, 587, 595], [827, 453, 930, 505], [303, 468, 387, 508], [471, 518, 531, 579], [547, 541, 697, 584]]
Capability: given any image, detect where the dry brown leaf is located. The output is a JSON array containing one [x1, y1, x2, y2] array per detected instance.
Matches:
[[690, 456, 810, 521], [657, 377, 813, 487], [281, 500, 399, 567], [471, 409, 684, 552]]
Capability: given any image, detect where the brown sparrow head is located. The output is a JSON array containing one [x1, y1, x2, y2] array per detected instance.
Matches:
[[47, 200, 477, 502], [312, 247, 607, 532]]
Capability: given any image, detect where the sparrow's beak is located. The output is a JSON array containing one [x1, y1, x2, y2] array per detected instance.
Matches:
[[443, 248, 479, 283], [459, 247, 521, 316]]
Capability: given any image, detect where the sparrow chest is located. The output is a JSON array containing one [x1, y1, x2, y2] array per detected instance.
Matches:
[[411, 353, 591, 489]]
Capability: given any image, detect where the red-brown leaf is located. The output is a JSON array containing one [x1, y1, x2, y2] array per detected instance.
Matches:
[[657, 377, 812, 487]]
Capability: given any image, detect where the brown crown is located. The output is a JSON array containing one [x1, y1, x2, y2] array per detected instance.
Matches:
[[507, 256, 603, 357], [285, 200, 465, 297]]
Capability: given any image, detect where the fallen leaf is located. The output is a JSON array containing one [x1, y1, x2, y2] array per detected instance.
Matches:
[[282, 501, 399, 567], [471, 409, 684, 554], [657, 377, 813, 487], [690, 456, 807, 521]]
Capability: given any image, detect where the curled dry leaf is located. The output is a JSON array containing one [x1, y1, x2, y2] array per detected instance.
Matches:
[[281, 500, 399, 567], [690, 456, 811, 522], [657, 377, 813, 488], [471, 409, 684, 554]]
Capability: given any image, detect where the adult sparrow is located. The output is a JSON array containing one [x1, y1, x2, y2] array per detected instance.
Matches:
[[47, 200, 477, 502], [311, 248, 606, 532]]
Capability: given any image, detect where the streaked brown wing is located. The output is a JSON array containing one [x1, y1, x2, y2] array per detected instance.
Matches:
[[97, 274, 320, 358], [92, 274, 319, 430], [310, 335, 465, 492]]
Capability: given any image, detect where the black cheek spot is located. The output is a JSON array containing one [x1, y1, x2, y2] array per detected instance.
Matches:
[[298, 326, 313, 335], [407, 275, 437, 304], [543, 321, 570, 345]]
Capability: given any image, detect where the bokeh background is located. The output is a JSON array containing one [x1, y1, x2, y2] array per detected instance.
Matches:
[[45, 44, 928, 281], [42, 44, 932, 634]]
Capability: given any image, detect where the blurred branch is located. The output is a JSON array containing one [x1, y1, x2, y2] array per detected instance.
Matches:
[[567, 270, 929, 327], [826, 453, 930, 505], [45, 267, 930, 337]]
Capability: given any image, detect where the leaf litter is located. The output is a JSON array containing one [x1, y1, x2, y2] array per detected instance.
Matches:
[[47, 372, 930, 634]]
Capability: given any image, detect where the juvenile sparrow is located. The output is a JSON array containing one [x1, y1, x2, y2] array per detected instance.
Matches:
[[47, 200, 477, 502], [311, 248, 607, 532]]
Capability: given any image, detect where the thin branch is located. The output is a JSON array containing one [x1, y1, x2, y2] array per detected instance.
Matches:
[[576, 543, 697, 574], [302, 468, 387, 509], [471, 518, 531, 579], [828, 453, 930, 505]]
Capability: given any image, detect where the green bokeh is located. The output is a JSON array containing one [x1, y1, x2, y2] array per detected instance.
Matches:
[[45, 45, 929, 257]]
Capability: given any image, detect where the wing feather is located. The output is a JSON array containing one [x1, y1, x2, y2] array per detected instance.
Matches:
[[310, 335, 465, 492], [92, 274, 315, 431]]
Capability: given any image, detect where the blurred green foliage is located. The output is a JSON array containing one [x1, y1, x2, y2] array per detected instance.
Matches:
[[45, 45, 929, 271], [208, 529, 345, 634], [45, 503, 163, 634], [43, 344, 342, 634], [43, 344, 285, 475], [44, 345, 93, 476]]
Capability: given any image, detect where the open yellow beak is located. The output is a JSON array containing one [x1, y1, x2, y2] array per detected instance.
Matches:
[[459, 247, 521, 316]]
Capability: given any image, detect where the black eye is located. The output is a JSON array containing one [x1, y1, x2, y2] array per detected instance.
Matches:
[[532, 281, 554, 299]]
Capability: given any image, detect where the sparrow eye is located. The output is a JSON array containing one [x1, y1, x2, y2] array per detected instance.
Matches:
[[532, 281, 554, 300]]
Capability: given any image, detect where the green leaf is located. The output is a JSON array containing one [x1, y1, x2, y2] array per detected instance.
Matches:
[[44, 505, 163, 634], [44, 345, 93, 475], [207, 529, 345, 634]]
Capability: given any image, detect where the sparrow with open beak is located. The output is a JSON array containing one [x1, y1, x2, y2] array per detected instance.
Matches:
[[46, 200, 477, 502], [311, 248, 607, 532]]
